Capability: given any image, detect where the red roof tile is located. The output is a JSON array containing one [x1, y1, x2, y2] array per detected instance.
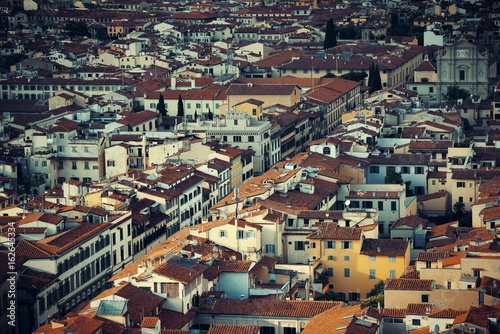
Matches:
[[385, 278, 434, 291]]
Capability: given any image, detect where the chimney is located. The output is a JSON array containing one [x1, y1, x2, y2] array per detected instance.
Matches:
[[171, 77, 176, 90]]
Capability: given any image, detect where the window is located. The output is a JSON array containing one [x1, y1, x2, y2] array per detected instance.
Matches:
[[328, 255, 335, 261], [459, 196, 463, 203], [295, 241, 305, 250], [219, 230, 226, 237], [72, 147, 77, 153], [401, 166, 410, 174], [233, 136, 241, 142], [107, 160, 115, 167], [84, 147, 89, 153], [59, 134, 64, 139], [389, 256, 396, 263], [42, 161, 47, 167], [265, 244, 275, 253], [248, 135, 254, 142], [58, 146, 64, 152], [72, 161, 77, 170], [391, 201, 397, 211], [58, 161, 64, 170], [412, 319, 421, 326], [84, 162, 89, 170], [459, 70, 465, 81], [429, 87, 434, 93], [447, 281, 451, 289], [457, 181, 465, 188], [389, 270, 396, 278], [421, 294, 429, 303], [414, 167, 424, 174], [369, 255, 376, 262], [362, 201, 373, 209], [252, 108, 257, 116], [309, 242, 315, 248], [370, 166, 379, 174], [341, 241, 352, 249], [369, 269, 376, 279], [344, 256, 350, 261], [327, 268, 334, 277], [325, 241, 336, 249], [378, 201, 383, 210], [344, 268, 350, 277], [386, 166, 395, 174]]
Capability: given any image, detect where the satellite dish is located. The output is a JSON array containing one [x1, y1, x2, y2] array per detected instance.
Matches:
[[345, 200, 351, 207]]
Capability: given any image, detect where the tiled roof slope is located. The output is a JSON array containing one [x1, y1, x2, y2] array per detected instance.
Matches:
[[385, 278, 434, 291], [307, 223, 363, 240], [196, 299, 341, 318], [360, 239, 409, 256]]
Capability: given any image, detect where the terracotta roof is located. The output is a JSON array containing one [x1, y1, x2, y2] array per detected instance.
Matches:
[[367, 153, 430, 165], [226, 83, 298, 96], [479, 205, 500, 221], [385, 278, 434, 291], [307, 222, 363, 240], [360, 239, 409, 257], [381, 308, 406, 317], [302, 304, 379, 334], [391, 215, 429, 230], [415, 252, 450, 262], [429, 309, 466, 319], [154, 257, 207, 284], [407, 303, 432, 315], [141, 317, 159, 328], [158, 309, 197, 330], [416, 191, 448, 202], [197, 299, 341, 318], [207, 324, 260, 334], [212, 259, 254, 273]]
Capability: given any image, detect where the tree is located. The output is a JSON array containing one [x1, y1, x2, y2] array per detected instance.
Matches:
[[65, 21, 90, 38], [177, 95, 184, 117], [324, 19, 337, 50], [208, 108, 213, 120], [453, 201, 465, 216], [372, 65, 382, 92], [368, 62, 375, 89], [385, 169, 403, 185], [317, 290, 345, 301], [444, 85, 470, 101], [340, 71, 367, 82], [194, 110, 198, 120], [361, 281, 385, 307], [322, 73, 337, 78], [2, 53, 27, 70], [157, 94, 166, 116]]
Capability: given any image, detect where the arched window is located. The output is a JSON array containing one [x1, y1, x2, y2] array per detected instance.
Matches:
[[323, 146, 331, 155]]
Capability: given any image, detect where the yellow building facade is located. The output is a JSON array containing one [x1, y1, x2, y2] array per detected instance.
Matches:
[[308, 223, 410, 301]]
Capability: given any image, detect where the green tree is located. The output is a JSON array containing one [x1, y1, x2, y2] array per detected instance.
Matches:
[[65, 21, 90, 38], [2, 53, 27, 70], [444, 85, 470, 101], [360, 280, 385, 307], [317, 290, 346, 301], [340, 71, 367, 82], [157, 93, 166, 116], [368, 62, 375, 89], [177, 95, 184, 117], [194, 110, 198, 120], [385, 169, 403, 185], [208, 108, 213, 120], [462, 117, 472, 132], [453, 201, 465, 216], [324, 18, 337, 50], [322, 73, 337, 78], [371, 64, 382, 92]]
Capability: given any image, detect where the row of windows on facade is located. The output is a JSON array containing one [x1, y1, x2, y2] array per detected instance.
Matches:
[[57, 236, 111, 274], [218, 230, 256, 239], [322, 267, 397, 279], [57, 160, 97, 170], [2, 85, 116, 92], [370, 166, 425, 174], [347, 200, 398, 210], [47, 255, 111, 314]]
